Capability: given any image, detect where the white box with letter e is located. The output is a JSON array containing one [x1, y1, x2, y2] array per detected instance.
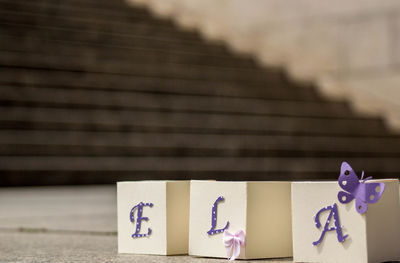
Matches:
[[117, 181, 189, 255]]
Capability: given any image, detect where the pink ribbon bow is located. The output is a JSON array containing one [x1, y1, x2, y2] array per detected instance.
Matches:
[[223, 230, 245, 261]]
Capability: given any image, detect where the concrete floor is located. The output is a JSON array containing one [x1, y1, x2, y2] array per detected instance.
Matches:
[[0, 185, 292, 262]]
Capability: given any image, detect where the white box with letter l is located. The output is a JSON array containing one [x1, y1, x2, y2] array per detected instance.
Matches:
[[189, 180, 292, 260]]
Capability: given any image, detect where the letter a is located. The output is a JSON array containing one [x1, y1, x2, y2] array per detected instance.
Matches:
[[207, 196, 230, 235], [312, 203, 348, 246], [130, 202, 153, 238]]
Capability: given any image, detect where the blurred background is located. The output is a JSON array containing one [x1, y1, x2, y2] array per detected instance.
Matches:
[[1, 0, 400, 186]]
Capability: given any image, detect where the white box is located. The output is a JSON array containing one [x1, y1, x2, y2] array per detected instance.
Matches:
[[292, 179, 400, 263], [189, 181, 292, 259], [117, 181, 189, 255]]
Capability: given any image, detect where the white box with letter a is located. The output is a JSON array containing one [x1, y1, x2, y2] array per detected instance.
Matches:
[[189, 180, 292, 259], [292, 178, 400, 263], [117, 181, 190, 255]]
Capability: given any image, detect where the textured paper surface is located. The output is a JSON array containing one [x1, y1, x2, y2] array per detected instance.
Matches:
[[118, 181, 167, 255], [292, 180, 400, 263], [166, 181, 190, 255], [366, 179, 400, 262], [246, 182, 292, 258]]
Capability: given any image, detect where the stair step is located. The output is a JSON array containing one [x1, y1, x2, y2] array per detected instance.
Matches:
[[0, 131, 399, 155], [0, 70, 320, 101], [0, 86, 352, 118], [0, 106, 387, 136], [0, 156, 398, 174], [0, 120, 390, 137], [2, 145, 400, 158], [0, 0, 159, 23], [0, 145, 398, 158], [0, 50, 283, 84], [0, 35, 257, 69], [0, 10, 202, 41], [1, 169, 398, 186], [0, 23, 229, 56]]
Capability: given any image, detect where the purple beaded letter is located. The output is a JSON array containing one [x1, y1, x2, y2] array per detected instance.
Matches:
[[130, 202, 153, 238], [312, 203, 348, 246], [207, 196, 230, 235]]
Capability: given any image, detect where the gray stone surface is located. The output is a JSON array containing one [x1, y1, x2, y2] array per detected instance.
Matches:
[[0, 231, 292, 263], [0, 186, 116, 232], [0, 186, 292, 262]]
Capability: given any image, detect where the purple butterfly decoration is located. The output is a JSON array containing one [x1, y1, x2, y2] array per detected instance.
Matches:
[[337, 162, 385, 214]]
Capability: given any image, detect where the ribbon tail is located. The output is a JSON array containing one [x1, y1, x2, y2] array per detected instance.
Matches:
[[225, 243, 233, 260], [230, 240, 241, 261]]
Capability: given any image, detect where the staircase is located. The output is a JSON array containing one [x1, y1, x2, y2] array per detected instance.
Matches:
[[0, 0, 399, 186]]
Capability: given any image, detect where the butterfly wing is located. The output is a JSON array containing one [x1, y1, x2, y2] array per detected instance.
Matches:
[[338, 162, 360, 194], [355, 197, 368, 214], [338, 190, 355, 204], [353, 181, 384, 214], [358, 182, 385, 204]]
